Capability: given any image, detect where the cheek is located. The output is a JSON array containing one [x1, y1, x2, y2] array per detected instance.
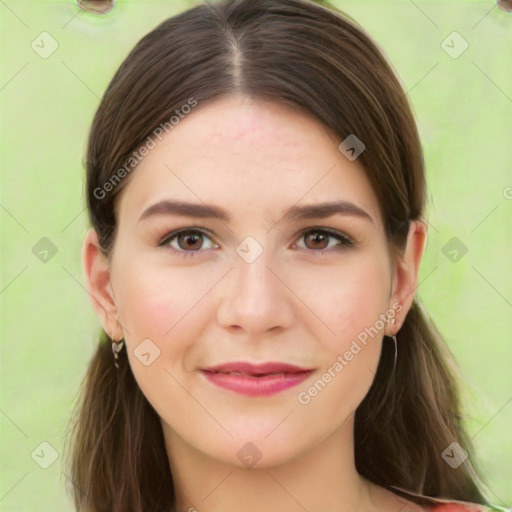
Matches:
[[291, 251, 391, 354], [113, 261, 217, 406], [113, 259, 216, 363], [293, 256, 389, 418], [315, 253, 391, 409]]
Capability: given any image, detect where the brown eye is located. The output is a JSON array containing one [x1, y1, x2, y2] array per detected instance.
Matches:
[[304, 231, 330, 250], [297, 228, 353, 253], [159, 229, 216, 257], [176, 231, 203, 251]]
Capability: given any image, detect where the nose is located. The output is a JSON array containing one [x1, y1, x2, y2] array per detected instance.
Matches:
[[216, 243, 295, 338]]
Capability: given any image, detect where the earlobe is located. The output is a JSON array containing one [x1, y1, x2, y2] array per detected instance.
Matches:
[[82, 227, 123, 340], [387, 220, 428, 335]]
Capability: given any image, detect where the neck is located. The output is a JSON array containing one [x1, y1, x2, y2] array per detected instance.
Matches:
[[162, 415, 377, 512]]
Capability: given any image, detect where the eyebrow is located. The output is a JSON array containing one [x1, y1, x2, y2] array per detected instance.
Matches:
[[138, 199, 374, 225]]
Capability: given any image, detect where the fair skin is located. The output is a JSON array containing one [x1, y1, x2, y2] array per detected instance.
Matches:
[[83, 94, 427, 512]]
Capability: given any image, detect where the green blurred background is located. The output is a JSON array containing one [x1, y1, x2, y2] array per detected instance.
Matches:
[[1, 0, 511, 510]]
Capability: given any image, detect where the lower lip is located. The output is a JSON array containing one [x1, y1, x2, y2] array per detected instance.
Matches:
[[201, 370, 313, 397]]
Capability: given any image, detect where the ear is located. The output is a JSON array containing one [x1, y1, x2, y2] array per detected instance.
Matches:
[[82, 227, 123, 341], [386, 220, 427, 336]]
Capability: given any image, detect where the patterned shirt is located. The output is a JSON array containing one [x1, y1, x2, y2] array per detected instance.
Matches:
[[430, 503, 511, 511]]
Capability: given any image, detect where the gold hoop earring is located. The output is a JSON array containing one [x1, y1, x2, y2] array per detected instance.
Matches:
[[390, 335, 397, 373]]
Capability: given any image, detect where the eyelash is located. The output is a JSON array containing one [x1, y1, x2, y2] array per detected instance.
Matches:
[[158, 227, 354, 259]]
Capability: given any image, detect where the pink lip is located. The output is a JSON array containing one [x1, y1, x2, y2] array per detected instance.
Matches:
[[200, 362, 314, 397]]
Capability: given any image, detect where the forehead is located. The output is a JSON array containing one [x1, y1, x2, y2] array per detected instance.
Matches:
[[116, 94, 382, 227]]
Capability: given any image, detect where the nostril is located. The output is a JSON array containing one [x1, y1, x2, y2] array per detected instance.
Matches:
[[77, 0, 115, 14]]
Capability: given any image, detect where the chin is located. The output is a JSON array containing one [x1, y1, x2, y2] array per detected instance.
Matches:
[[207, 427, 314, 470], [225, 441, 304, 470]]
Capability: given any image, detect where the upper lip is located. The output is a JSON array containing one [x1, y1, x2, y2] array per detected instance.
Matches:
[[201, 361, 313, 376]]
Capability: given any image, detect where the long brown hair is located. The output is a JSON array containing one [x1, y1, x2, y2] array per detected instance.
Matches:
[[66, 1, 489, 510]]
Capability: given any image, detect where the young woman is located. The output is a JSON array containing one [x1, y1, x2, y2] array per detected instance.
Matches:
[[66, 1, 509, 511]]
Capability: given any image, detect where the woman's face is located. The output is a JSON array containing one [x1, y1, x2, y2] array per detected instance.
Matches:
[[92, 94, 416, 468]]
